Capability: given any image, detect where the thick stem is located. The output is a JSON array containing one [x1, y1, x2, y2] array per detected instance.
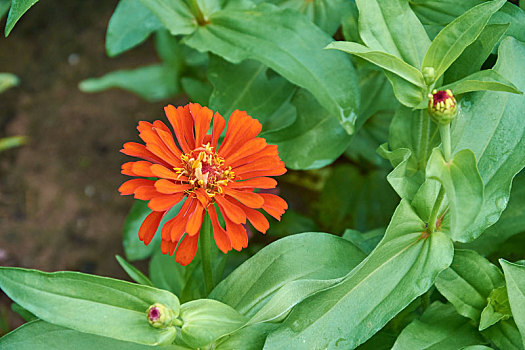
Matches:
[[439, 123, 451, 162], [185, 0, 206, 25], [200, 213, 214, 295], [428, 186, 445, 233]]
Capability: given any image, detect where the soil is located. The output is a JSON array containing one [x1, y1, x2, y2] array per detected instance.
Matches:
[[0, 0, 179, 331]]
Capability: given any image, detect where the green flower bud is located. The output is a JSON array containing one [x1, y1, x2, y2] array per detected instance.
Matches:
[[422, 67, 435, 85], [146, 303, 177, 328], [428, 89, 458, 125]]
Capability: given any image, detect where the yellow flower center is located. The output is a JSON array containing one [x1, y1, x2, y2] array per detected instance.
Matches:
[[175, 143, 235, 197]]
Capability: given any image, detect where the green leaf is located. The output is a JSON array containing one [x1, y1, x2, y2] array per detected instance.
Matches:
[[184, 3, 359, 134], [479, 286, 512, 331], [180, 77, 212, 106], [392, 301, 485, 350], [327, 41, 425, 107], [459, 174, 525, 256], [4, 0, 38, 36], [208, 56, 296, 132], [501, 260, 525, 345], [215, 323, 278, 350], [106, 0, 163, 57], [179, 299, 247, 348], [0, 73, 19, 93], [421, 0, 506, 82], [444, 23, 509, 84], [137, 0, 196, 36], [451, 37, 525, 241], [264, 200, 454, 349], [0, 320, 186, 350], [0, 267, 180, 345], [210, 232, 366, 317], [269, 0, 352, 35], [264, 89, 351, 170], [0, 0, 9, 20], [79, 64, 178, 102], [317, 165, 398, 233], [122, 200, 158, 261], [115, 255, 153, 286], [435, 249, 504, 322], [10, 303, 36, 322], [426, 148, 484, 242], [0, 135, 27, 152], [355, 0, 431, 68], [483, 319, 524, 350], [442, 69, 522, 95], [343, 228, 385, 255]]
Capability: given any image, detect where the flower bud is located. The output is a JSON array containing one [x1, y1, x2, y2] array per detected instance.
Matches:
[[428, 89, 457, 125], [146, 303, 176, 328], [422, 67, 435, 85]]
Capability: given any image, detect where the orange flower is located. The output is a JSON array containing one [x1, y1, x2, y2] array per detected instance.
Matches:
[[119, 103, 288, 266]]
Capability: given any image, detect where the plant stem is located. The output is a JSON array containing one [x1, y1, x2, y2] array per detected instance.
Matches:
[[185, 0, 206, 25], [439, 123, 451, 162], [428, 186, 445, 233], [200, 213, 214, 295]]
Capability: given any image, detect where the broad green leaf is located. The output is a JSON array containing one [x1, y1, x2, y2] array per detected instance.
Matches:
[[444, 23, 509, 84], [0, 320, 186, 350], [421, 0, 506, 82], [459, 174, 525, 256], [451, 37, 525, 241], [79, 64, 178, 102], [115, 255, 153, 286], [326, 41, 425, 107], [137, 0, 196, 36], [343, 228, 385, 255], [317, 165, 398, 233], [501, 260, 525, 344], [442, 69, 522, 96], [392, 301, 485, 350], [215, 323, 278, 350], [341, 1, 360, 43], [264, 200, 454, 349], [479, 286, 512, 331], [4, 0, 38, 36], [106, 0, 163, 57], [378, 106, 438, 200], [0, 267, 180, 345], [0, 73, 19, 93], [483, 319, 524, 350], [179, 299, 247, 348], [184, 3, 359, 134], [426, 148, 484, 242], [264, 89, 351, 170], [0, 135, 27, 152], [356, 0, 431, 68], [210, 232, 366, 317], [265, 209, 318, 238], [269, 0, 352, 35], [0, 0, 9, 20], [11, 303, 36, 322], [435, 249, 504, 322], [180, 77, 212, 105], [356, 329, 397, 350], [207, 56, 296, 132]]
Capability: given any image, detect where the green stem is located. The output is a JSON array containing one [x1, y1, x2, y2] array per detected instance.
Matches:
[[185, 0, 206, 25], [428, 186, 445, 233], [200, 213, 214, 295], [439, 123, 451, 162]]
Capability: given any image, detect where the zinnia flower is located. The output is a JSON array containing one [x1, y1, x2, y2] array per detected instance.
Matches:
[[118, 103, 288, 266]]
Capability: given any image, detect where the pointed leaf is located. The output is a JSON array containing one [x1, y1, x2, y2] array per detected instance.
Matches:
[[137, 0, 196, 36], [442, 69, 522, 95], [501, 260, 525, 344], [421, 0, 506, 82], [4, 0, 39, 36], [115, 255, 153, 286], [0, 72, 19, 93], [184, 3, 359, 134]]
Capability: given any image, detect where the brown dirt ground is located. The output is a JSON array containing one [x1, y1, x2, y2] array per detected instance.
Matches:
[[0, 0, 183, 331]]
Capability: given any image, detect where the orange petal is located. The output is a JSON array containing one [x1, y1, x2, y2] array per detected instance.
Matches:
[[121, 142, 170, 166], [222, 213, 248, 251], [139, 211, 164, 245], [139, 125, 181, 167], [150, 164, 182, 180], [224, 138, 267, 165], [148, 193, 185, 211], [236, 167, 287, 181], [174, 234, 199, 266], [134, 186, 159, 200], [233, 157, 285, 175], [211, 112, 226, 148], [186, 203, 205, 236], [155, 179, 190, 194], [155, 128, 182, 158], [121, 162, 135, 176], [161, 239, 177, 256], [167, 198, 195, 242], [229, 144, 279, 169], [215, 195, 246, 224], [190, 103, 213, 147], [164, 105, 195, 153], [208, 205, 232, 253], [242, 207, 270, 234], [118, 179, 155, 195], [260, 193, 288, 220], [229, 177, 277, 189], [132, 161, 156, 177], [223, 188, 264, 208], [218, 110, 262, 158]]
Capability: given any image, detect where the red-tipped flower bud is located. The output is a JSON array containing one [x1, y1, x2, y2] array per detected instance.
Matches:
[[146, 303, 177, 328], [428, 89, 457, 125]]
